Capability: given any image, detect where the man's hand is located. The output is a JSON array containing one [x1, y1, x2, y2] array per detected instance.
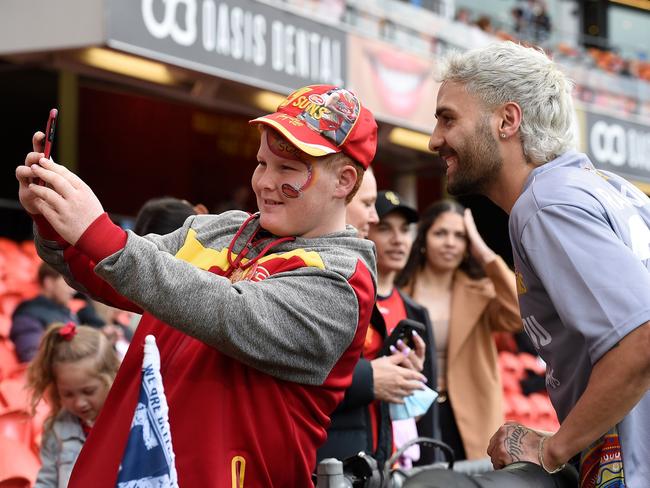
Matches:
[[487, 421, 562, 471], [371, 353, 427, 404], [18, 148, 104, 245]]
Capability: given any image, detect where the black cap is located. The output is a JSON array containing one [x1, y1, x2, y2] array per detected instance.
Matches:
[[375, 191, 419, 223]]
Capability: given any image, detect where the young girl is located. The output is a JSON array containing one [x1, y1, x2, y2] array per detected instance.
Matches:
[[27, 322, 120, 488]]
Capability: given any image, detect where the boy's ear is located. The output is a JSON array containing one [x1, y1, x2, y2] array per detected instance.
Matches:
[[333, 163, 358, 200]]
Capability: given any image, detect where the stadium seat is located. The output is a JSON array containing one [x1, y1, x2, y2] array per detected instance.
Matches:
[[528, 393, 560, 432], [4, 260, 38, 296], [0, 376, 30, 413], [1, 241, 38, 299], [500, 371, 522, 394], [498, 351, 525, 380], [67, 298, 87, 314], [0, 411, 33, 448], [0, 316, 10, 339], [18, 242, 38, 262], [518, 353, 546, 376], [0, 239, 20, 257], [0, 294, 24, 319], [0, 435, 40, 487], [0, 341, 21, 382], [504, 392, 537, 425], [0, 254, 7, 296]]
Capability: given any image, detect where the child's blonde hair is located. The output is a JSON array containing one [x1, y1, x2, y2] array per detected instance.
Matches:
[[27, 323, 120, 430]]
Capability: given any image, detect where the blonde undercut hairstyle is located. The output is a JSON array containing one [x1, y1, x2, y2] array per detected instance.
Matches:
[[439, 41, 576, 165]]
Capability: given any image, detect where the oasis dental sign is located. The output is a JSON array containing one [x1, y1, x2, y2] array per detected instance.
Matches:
[[108, 0, 346, 89], [587, 113, 650, 182]]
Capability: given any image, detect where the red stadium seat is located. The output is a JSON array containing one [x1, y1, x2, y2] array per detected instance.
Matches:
[[528, 393, 560, 432], [500, 371, 522, 394], [0, 240, 20, 256], [0, 294, 24, 319], [0, 411, 33, 448], [1, 242, 38, 300], [0, 316, 10, 339], [18, 242, 38, 262], [0, 435, 40, 487], [0, 341, 21, 382], [498, 351, 525, 380], [67, 298, 87, 314], [504, 392, 537, 425], [0, 376, 30, 413], [0, 254, 7, 296], [518, 353, 546, 376]]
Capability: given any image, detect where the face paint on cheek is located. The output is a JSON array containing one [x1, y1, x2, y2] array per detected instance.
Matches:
[[264, 130, 316, 199], [282, 162, 314, 198]]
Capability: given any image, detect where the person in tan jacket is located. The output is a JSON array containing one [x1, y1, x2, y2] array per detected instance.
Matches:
[[396, 199, 521, 461]]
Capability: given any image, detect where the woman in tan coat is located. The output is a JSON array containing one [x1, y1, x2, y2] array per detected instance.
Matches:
[[396, 200, 521, 461]]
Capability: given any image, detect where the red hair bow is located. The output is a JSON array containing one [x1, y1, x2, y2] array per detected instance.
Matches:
[[58, 322, 77, 341]]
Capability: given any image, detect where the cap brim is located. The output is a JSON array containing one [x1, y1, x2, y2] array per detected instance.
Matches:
[[250, 113, 340, 158], [401, 207, 420, 223], [379, 206, 419, 224]]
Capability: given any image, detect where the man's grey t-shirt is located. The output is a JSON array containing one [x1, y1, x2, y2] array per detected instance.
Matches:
[[509, 151, 650, 486]]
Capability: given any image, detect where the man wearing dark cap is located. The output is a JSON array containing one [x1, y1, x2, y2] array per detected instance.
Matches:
[[17, 84, 378, 486], [369, 191, 439, 466]]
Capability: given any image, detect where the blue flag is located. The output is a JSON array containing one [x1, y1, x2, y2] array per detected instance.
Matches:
[[116, 335, 178, 487]]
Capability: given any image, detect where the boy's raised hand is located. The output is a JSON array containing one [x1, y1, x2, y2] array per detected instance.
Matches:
[[16, 132, 48, 215], [16, 133, 105, 245]]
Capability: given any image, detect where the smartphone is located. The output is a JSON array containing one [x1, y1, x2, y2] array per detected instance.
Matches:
[[379, 318, 426, 357], [43, 108, 58, 159], [35, 108, 58, 185]]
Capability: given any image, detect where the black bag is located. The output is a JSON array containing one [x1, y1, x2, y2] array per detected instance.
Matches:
[[386, 438, 578, 488]]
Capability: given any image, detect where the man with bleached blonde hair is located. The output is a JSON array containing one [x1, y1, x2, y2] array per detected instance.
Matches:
[[430, 41, 649, 486]]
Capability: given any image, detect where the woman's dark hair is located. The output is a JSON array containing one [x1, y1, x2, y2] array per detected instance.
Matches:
[[395, 200, 485, 292], [133, 197, 196, 236]]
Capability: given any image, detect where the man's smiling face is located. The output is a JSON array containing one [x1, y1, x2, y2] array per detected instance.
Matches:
[[429, 81, 503, 196]]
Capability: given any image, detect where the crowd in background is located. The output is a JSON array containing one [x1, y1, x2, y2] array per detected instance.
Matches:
[[284, 0, 650, 84]]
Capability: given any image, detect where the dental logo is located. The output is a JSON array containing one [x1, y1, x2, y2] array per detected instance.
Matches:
[[137, 0, 344, 84], [589, 118, 650, 170], [142, 0, 198, 46]]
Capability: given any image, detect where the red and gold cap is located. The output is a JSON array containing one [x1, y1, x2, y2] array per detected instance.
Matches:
[[250, 85, 378, 169]]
